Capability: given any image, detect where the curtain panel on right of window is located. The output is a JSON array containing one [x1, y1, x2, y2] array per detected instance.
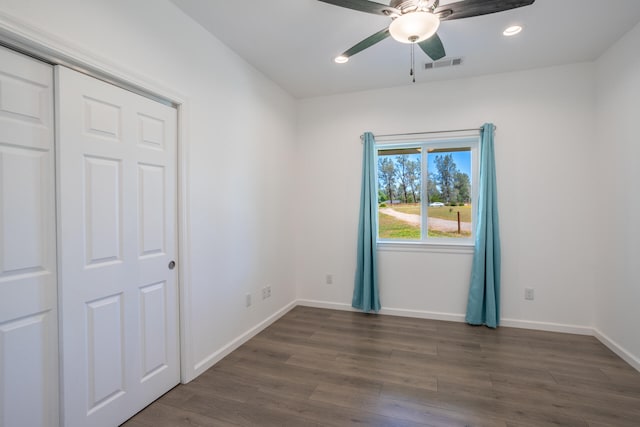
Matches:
[[465, 123, 501, 328]]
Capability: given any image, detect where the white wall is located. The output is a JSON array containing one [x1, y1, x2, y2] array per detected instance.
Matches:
[[594, 21, 640, 367], [295, 63, 598, 332], [0, 0, 297, 379]]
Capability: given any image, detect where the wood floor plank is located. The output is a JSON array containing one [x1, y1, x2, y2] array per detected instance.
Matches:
[[286, 352, 439, 391], [123, 307, 640, 426], [129, 401, 239, 427], [367, 397, 508, 427]]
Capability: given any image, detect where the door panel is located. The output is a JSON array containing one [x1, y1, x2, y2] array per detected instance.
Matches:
[[0, 312, 53, 427], [138, 163, 165, 256], [84, 156, 122, 265], [140, 281, 168, 379], [56, 66, 179, 427], [1, 147, 48, 272], [86, 293, 125, 412], [0, 47, 57, 427]]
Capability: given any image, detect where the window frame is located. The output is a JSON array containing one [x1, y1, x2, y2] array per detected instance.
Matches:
[[375, 135, 480, 248]]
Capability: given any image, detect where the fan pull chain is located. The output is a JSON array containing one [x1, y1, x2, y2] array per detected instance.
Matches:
[[410, 43, 416, 83]]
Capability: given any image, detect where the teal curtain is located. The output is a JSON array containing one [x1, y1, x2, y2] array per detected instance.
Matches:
[[466, 123, 501, 328], [352, 132, 381, 313]]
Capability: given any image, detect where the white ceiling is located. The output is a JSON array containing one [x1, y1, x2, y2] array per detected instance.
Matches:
[[170, 0, 640, 99]]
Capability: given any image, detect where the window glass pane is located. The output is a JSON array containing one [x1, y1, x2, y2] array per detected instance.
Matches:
[[427, 148, 472, 239], [377, 148, 421, 240]]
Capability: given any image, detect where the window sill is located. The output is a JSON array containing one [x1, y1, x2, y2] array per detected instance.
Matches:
[[377, 241, 475, 254]]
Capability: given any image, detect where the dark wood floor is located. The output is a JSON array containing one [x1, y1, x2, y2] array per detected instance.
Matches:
[[124, 306, 640, 426]]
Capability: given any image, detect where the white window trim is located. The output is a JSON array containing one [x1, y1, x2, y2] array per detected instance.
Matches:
[[377, 241, 475, 254], [375, 135, 480, 250]]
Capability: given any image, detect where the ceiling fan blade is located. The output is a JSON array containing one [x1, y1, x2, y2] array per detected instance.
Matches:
[[317, 0, 399, 16], [435, 0, 535, 21], [418, 33, 446, 61], [340, 28, 391, 59]]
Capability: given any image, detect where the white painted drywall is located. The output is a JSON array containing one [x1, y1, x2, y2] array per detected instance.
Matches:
[[295, 63, 598, 331], [594, 21, 640, 365], [0, 0, 297, 379]]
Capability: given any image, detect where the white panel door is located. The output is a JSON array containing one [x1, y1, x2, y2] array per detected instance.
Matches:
[[0, 47, 58, 427], [56, 66, 179, 427]]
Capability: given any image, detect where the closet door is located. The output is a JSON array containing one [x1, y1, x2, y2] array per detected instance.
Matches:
[[56, 66, 179, 427], [0, 47, 58, 426]]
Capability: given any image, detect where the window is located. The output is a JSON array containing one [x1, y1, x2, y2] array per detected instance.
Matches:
[[376, 137, 479, 244]]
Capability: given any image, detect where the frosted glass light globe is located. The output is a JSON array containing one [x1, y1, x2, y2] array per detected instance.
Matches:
[[389, 11, 440, 44]]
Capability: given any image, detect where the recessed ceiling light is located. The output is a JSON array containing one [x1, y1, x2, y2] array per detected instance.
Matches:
[[334, 55, 349, 64], [503, 25, 522, 36]]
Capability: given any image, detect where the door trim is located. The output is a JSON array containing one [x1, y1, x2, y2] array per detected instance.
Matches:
[[0, 11, 195, 384]]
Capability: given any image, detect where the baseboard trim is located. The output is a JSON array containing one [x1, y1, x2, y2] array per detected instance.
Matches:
[[500, 318, 593, 335], [381, 307, 466, 323], [295, 299, 594, 334], [190, 300, 297, 379], [296, 299, 466, 323], [295, 299, 357, 312], [593, 329, 640, 372]]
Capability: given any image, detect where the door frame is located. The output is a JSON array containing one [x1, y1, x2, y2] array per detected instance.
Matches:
[[0, 12, 195, 383]]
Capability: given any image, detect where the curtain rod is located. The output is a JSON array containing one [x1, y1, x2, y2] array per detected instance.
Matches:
[[361, 127, 490, 140]]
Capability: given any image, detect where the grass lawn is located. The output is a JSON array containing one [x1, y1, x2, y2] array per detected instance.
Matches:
[[378, 213, 420, 239], [378, 213, 471, 239], [427, 229, 471, 238], [388, 203, 472, 223]]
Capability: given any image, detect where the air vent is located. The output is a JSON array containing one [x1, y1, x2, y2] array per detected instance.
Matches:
[[424, 57, 463, 70]]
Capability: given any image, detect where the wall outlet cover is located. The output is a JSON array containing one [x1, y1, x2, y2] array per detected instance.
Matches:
[[525, 288, 535, 301]]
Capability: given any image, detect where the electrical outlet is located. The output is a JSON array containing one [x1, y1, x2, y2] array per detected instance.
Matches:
[[525, 288, 534, 301], [261, 287, 267, 300], [245, 293, 252, 307], [266, 285, 271, 298], [326, 274, 333, 285]]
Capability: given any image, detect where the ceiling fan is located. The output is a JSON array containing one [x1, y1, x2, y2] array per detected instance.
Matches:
[[319, 0, 536, 64]]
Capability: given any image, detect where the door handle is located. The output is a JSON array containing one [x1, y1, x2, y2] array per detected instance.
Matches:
[[168, 260, 176, 270]]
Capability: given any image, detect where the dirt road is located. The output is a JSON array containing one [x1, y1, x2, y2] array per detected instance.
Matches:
[[379, 207, 472, 233]]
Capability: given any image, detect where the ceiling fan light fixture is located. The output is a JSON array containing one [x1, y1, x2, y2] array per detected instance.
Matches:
[[389, 11, 440, 44], [503, 25, 523, 36], [334, 55, 349, 64]]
